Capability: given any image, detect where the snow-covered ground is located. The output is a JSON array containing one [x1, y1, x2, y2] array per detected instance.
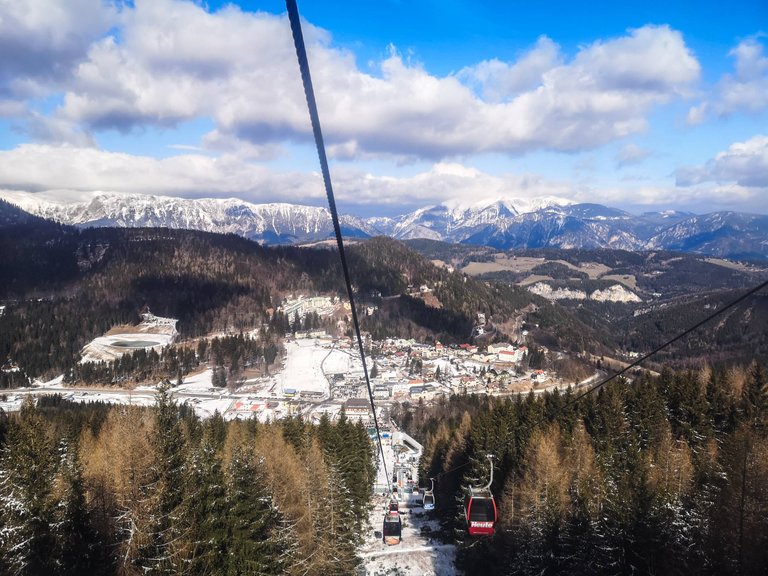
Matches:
[[9, 369, 279, 421], [5, 337, 358, 421], [275, 339, 361, 395], [360, 433, 458, 575], [80, 312, 178, 363]]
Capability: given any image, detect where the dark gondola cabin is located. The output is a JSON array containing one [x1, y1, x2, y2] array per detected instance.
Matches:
[[422, 477, 436, 510], [382, 511, 402, 545], [465, 488, 497, 536]]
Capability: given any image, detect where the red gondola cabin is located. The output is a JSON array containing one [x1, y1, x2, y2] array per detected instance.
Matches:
[[382, 511, 402, 545], [465, 488, 497, 536]]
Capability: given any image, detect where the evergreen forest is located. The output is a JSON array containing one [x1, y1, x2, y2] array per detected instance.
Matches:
[[404, 362, 768, 575], [0, 387, 375, 576]]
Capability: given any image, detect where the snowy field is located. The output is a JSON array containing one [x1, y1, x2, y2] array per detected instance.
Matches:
[[149, 369, 286, 422], [6, 337, 360, 421], [6, 369, 286, 422], [5, 335, 377, 425], [274, 339, 361, 395]]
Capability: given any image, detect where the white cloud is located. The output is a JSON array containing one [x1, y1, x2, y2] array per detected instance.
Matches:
[[0, 144, 324, 202], [676, 135, 768, 188], [61, 0, 309, 130], [213, 24, 700, 158], [201, 130, 285, 161], [688, 36, 768, 122], [49, 2, 698, 159], [458, 36, 563, 101], [0, 98, 26, 118], [718, 37, 768, 114], [0, 0, 118, 99], [685, 102, 707, 125], [0, 143, 582, 209], [1, 143, 765, 215], [23, 113, 96, 147], [616, 143, 652, 167]]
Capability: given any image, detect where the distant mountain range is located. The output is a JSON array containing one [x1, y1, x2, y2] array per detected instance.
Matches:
[[3, 191, 767, 259]]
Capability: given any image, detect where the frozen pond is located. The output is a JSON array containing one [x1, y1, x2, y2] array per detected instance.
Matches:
[[111, 340, 163, 348]]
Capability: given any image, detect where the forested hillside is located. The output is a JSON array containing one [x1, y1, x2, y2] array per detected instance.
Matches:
[[6, 205, 762, 388], [1, 211, 598, 384], [407, 239, 768, 366], [400, 363, 768, 575], [0, 388, 374, 575], [620, 290, 768, 367], [0, 226, 290, 383]]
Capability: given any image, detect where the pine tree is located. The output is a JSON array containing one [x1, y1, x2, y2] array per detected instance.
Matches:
[[179, 429, 228, 575], [559, 424, 602, 575], [743, 362, 768, 429], [226, 447, 292, 575], [55, 437, 100, 576], [207, 410, 227, 450], [333, 419, 375, 531], [0, 400, 58, 575], [135, 382, 187, 574], [281, 415, 307, 454]]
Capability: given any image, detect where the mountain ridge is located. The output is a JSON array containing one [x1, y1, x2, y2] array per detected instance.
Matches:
[[2, 191, 766, 259]]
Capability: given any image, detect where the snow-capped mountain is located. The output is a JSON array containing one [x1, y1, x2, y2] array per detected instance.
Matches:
[[382, 200, 672, 251], [384, 196, 571, 243], [3, 191, 767, 258], [4, 192, 374, 244], [646, 212, 768, 258], [434, 202, 641, 249]]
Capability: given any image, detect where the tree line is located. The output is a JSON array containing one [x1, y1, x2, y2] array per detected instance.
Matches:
[[63, 331, 285, 389], [0, 389, 375, 575]]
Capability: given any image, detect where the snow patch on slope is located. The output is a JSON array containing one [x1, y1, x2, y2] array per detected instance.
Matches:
[[529, 283, 641, 302], [591, 284, 642, 303]]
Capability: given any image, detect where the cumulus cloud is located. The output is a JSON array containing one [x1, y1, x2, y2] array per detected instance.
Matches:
[[718, 37, 768, 114], [0, 143, 582, 209], [0, 144, 323, 202], [0, 99, 26, 118], [49, 1, 698, 159], [23, 113, 97, 147], [0, 0, 118, 99], [61, 1, 310, 131], [220, 24, 699, 158], [686, 102, 708, 125], [458, 36, 563, 101], [687, 36, 768, 122], [676, 135, 768, 188], [201, 130, 285, 161]]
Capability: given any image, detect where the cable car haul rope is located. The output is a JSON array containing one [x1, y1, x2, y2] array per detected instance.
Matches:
[[285, 0, 392, 496]]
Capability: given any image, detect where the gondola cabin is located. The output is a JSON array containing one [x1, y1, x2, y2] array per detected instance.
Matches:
[[465, 488, 497, 536], [382, 511, 402, 545], [423, 490, 435, 510]]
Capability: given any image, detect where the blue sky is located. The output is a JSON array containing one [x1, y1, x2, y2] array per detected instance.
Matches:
[[0, 0, 766, 217]]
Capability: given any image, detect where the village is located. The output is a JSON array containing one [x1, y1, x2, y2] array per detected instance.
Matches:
[[191, 286, 592, 424], [268, 328, 581, 428], [0, 294, 597, 426]]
